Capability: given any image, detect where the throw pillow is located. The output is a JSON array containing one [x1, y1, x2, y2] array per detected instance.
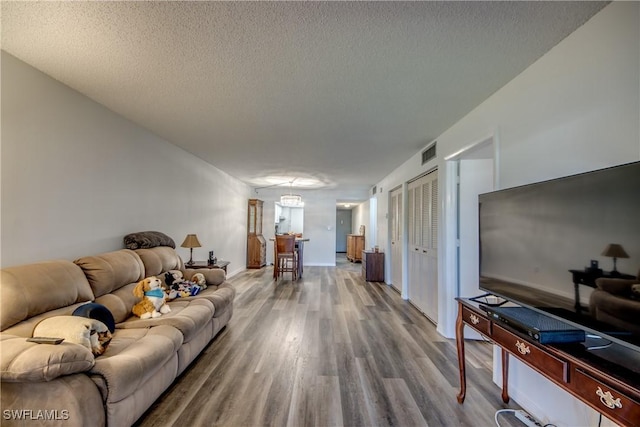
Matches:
[[33, 316, 112, 356], [72, 302, 116, 333], [123, 231, 176, 249]]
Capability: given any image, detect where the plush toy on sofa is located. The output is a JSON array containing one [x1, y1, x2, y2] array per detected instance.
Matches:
[[191, 272, 207, 290], [132, 276, 171, 319], [33, 316, 113, 356], [164, 270, 202, 299]]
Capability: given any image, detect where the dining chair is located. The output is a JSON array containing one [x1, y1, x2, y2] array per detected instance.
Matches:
[[275, 235, 298, 280]]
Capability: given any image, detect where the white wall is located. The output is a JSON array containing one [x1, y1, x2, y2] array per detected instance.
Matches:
[[1, 52, 252, 277], [374, 2, 639, 426]]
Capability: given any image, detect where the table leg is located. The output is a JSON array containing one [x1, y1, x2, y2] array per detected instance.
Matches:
[[574, 282, 581, 313], [297, 241, 304, 278], [501, 348, 510, 403], [273, 241, 278, 279], [456, 305, 466, 404]]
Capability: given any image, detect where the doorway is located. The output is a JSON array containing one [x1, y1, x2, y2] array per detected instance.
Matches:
[[335, 209, 352, 253], [440, 134, 497, 338], [389, 186, 403, 292]]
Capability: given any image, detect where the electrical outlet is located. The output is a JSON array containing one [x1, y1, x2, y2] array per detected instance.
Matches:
[[514, 410, 543, 427]]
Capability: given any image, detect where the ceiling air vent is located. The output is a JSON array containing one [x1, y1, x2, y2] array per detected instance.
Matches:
[[422, 142, 437, 165]]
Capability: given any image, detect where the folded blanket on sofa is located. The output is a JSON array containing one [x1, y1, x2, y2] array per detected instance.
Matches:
[[124, 231, 175, 249]]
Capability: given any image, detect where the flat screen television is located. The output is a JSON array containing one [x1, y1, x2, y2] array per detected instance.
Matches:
[[478, 161, 640, 367]]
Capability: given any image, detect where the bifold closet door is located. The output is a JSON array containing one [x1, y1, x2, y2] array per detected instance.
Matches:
[[407, 170, 438, 323]]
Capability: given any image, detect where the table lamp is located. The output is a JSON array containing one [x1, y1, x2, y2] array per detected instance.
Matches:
[[601, 243, 629, 275], [181, 234, 201, 266]]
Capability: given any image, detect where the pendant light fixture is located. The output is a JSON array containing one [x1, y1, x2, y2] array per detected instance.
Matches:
[[280, 180, 303, 207]]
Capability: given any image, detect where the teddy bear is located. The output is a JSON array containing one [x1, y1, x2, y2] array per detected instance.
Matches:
[[164, 270, 202, 299], [191, 272, 207, 290], [132, 276, 171, 319]]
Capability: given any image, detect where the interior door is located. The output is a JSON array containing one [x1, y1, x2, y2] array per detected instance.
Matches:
[[407, 170, 438, 323], [335, 209, 351, 253], [423, 174, 438, 322], [390, 187, 403, 291]]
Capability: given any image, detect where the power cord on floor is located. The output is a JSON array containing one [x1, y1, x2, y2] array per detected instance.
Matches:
[[495, 408, 557, 427], [494, 408, 517, 427]]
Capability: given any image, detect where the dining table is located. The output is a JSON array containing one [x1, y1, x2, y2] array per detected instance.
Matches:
[[269, 236, 309, 279]]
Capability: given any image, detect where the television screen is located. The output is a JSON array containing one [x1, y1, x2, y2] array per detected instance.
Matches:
[[479, 161, 640, 355]]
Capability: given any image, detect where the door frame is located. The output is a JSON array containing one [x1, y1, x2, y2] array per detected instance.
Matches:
[[438, 131, 500, 339]]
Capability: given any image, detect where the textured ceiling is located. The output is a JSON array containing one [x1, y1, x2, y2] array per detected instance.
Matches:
[[1, 1, 608, 193]]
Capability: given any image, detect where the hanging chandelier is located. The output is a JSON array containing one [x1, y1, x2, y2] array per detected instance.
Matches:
[[280, 180, 303, 207]]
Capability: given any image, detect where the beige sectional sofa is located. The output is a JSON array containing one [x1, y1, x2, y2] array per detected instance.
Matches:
[[0, 246, 235, 427], [590, 268, 640, 336]]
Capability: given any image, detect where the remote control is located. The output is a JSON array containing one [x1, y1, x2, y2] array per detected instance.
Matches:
[[27, 337, 64, 345]]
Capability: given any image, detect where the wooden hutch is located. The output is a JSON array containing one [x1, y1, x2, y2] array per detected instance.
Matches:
[[346, 234, 365, 262], [247, 199, 266, 268]]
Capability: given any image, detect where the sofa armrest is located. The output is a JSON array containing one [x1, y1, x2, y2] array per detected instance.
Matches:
[[1, 334, 94, 382], [183, 267, 225, 286], [595, 278, 637, 295]]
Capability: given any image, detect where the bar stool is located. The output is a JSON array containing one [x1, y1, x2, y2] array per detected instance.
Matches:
[[275, 235, 298, 280]]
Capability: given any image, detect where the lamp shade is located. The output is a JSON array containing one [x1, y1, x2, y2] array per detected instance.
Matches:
[[601, 244, 629, 259], [181, 234, 202, 249]]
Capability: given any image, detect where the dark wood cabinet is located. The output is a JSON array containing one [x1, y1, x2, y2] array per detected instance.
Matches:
[[456, 298, 640, 427], [247, 199, 266, 268], [362, 251, 384, 282]]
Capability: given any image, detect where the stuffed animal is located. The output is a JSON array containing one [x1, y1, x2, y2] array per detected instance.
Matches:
[[132, 276, 171, 319], [164, 270, 202, 299], [165, 270, 188, 298], [191, 272, 207, 290], [33, 316, 112, 356]]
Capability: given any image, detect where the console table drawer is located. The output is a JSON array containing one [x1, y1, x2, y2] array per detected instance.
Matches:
[[493, 325, 568, 383], [461, 306, 490, 336], [572, 369, 640, 426]]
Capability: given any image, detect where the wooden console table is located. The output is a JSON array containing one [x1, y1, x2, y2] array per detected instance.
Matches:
[[456, 298, 640, 427]]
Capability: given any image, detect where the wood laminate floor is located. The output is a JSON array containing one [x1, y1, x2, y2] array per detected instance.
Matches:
[[136, 255, 522, 427]]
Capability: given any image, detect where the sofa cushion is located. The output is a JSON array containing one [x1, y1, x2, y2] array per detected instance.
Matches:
[[116, 298, 214, 342], [89, 325, 182, 402], [0, 334, 95, 382], [182, 282, 235, 318], [135, 247, 184, 277], [595, 277, 635, 296], [2, 302, 95, 338], [183, 267, 226, 287], [89, 282, 138, 324], [1, 261, 95, 331], [74, 249, 145, 298]]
